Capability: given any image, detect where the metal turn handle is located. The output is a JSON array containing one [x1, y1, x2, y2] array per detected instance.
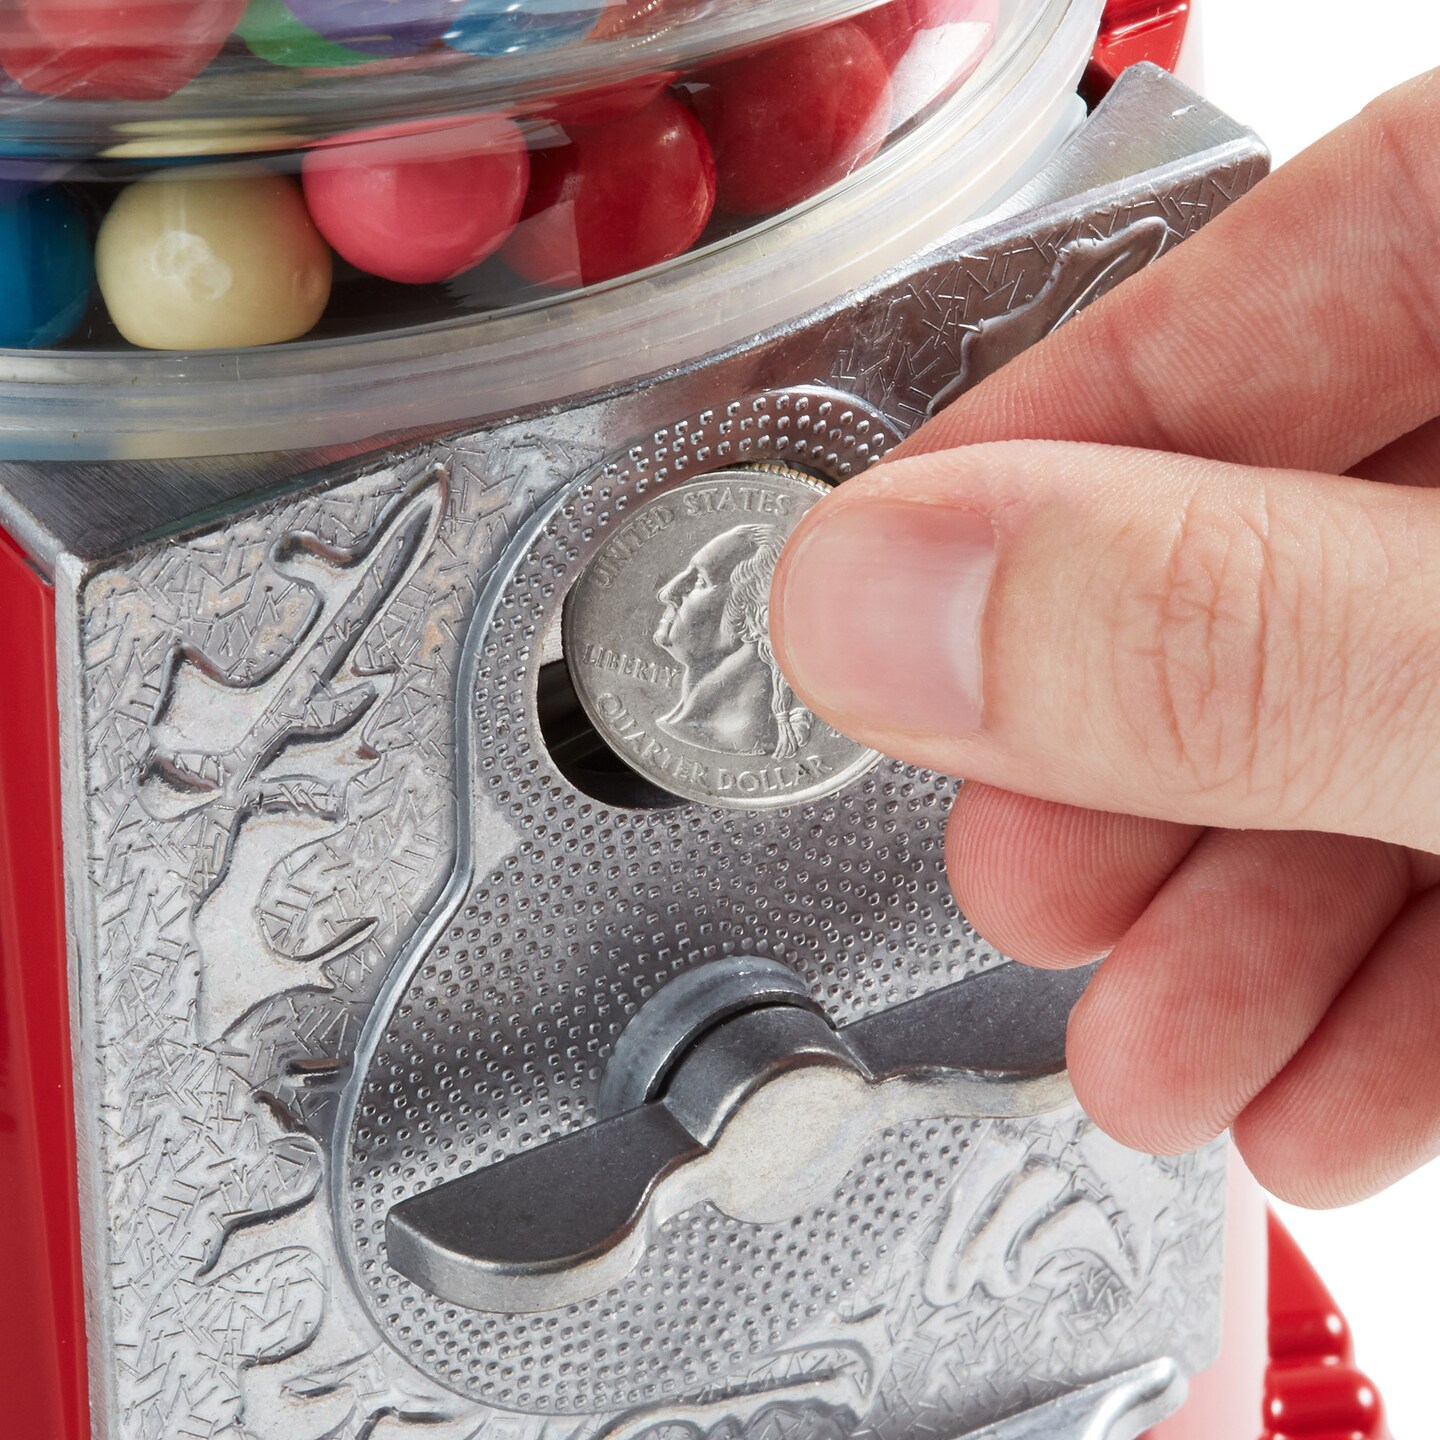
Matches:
[[386, 959, 1091, 1314]]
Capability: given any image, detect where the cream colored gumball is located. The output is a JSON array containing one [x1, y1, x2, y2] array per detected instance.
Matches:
[[96, 170, 332, 349]]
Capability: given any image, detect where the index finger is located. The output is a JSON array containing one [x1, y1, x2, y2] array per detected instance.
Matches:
[[899, 67, 1440, 475]]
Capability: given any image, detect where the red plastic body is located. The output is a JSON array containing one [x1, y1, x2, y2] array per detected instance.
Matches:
[[0, 529, 89, 1440], [1085, 0, 1191, 101], [1265, 1212, 1390, 1440]]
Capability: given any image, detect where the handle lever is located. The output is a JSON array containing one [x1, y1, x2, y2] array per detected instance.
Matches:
[[387, 960, 1091, 1314]]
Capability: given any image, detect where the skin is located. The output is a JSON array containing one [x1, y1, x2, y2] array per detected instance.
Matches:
[[769, 68, 1440, 1208]]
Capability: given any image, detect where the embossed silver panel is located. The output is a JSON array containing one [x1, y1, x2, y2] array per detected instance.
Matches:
[[11, 67, 1268, 1440]]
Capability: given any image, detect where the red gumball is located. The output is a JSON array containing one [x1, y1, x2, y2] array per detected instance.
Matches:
[[0, 0, 245, 100], [693, 22, 892, 218], [851, 0, 911, 71], [501, 92, 715, 289], [303, 118, 530, 285], [853, 0, 994, 70], [537, 72, 676, 128], [852, 0, 996, 126]]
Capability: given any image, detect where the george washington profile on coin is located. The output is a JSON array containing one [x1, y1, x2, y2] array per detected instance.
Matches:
[[652, 523, 812, 760], [564, 468, 878, 809]]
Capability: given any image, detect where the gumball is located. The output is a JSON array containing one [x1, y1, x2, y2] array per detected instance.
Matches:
[[853, 0, 995, 125], [849, 0, 954, 70], [693, 22, 892, 218], [284, 0, 449, 55], [101, 119, 310, 159], [0, 0, 246, 100], [849, 0, 913, 71], [303, 118, 529, 284], [96, 171, 332, 350], [587, 0, 678, 42], [500, 92, 714, 288], [0, 187, 92, 348], [444, 0, 609, 57], [537, 72, 674, 128], [236, 0, 372, 68]]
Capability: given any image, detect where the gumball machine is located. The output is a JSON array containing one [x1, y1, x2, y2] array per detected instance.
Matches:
[[0, 2, 1389, 1439]]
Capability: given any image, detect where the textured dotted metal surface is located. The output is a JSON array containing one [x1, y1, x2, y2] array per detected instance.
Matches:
[[344, 391, 1010, 1410]]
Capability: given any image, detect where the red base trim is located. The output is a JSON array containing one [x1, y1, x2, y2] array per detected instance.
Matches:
[[0, 530, 89, 1440], [1085, 0, 1192, 104], [1265, 1212, 1389, 1440]]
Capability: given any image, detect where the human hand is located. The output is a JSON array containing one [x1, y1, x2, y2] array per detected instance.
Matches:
[[770, 70, 1440, 1207]]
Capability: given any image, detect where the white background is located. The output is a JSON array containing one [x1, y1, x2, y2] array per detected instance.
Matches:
[[1197, 5, 1440, 1435]]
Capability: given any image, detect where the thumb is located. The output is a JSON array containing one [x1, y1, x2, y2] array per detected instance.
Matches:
[[771, 440, 1440, 853]]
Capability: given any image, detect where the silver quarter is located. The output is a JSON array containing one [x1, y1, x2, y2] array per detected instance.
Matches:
[[563, 467, 878, 808]]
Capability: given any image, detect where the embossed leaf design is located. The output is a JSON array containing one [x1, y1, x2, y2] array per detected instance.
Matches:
[[624, 1401, 855, 1440], [926, 216, 1171, 414], [206, 1246, 328, 1363], [137, 470, 447, 906], [119, 1043, 326, 1279], [196, 1116, 324, 1277], [256, 802, 443, 964], [285, 1347, 465, 1440], [922, 1134, 1142, 1307], [134, 1247, 326, 1440], [223, 984, 366, 1138]]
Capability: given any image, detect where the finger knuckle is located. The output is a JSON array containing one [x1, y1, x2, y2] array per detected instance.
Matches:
[[1110, 486, 1440, 825], [1108, 482, 1306, 806]]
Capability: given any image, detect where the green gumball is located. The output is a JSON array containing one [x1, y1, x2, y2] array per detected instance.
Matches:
[[237, 0, 373, 68]]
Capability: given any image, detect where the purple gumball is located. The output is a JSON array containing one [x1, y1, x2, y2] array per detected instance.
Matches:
[[0, 157, 63, 204], [282, 0, 452, 56]]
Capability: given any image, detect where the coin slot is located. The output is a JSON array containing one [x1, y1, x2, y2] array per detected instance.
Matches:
[[536, 658, 684, 810]]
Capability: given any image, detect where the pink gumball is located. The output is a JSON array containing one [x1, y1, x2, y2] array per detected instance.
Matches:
[[303, 117, 530, 285], [0, 0, 245, 99]]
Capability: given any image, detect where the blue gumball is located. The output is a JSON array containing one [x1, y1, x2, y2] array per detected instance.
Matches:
[[445, 0, 608, 57], [0, 189, 93, 348]]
